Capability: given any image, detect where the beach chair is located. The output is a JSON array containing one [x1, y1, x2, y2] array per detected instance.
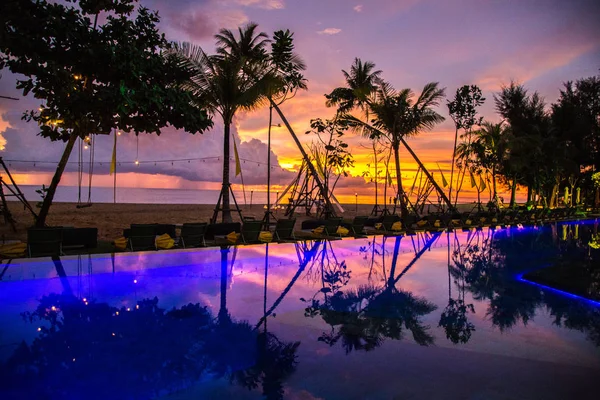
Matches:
[[323, 217, 343, 237], [180, 223, 208, 248], [297, 218, 343, 239], [274, 218, 296, 242], [365, 214, 403, 235], [62, 227, 98, 253], [342, 216, 369, 237], [155, 224, 177, 239], [241, 220, 263, 244], [206, 222, 242, 245], [27, 227, 63, 257], [128, 224, 157, 251]]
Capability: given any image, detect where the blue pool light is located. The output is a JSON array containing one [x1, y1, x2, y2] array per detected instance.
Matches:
[[517, 273, 600, 307]]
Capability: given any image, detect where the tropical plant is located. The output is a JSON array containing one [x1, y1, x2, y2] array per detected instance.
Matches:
[[0, 0, 212, 226]]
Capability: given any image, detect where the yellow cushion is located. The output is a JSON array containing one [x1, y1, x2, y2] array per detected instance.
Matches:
[[0, 242, 26, 258], [336, 226, 350, 236], [374, 223, 383, 230], [434, 220, 441, 227], [156, 233, 175, 249], [114, 237, 128, 250], [416, 220, 427, 227], [312, 226, 325, 235], [465, 219, 472, 225], [259, 231, 273, 243], [391, 221, 403, 231], [226, 231, 240, 244]]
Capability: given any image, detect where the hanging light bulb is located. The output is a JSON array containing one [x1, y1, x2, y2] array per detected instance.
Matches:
[[117, 131, 121, 136], [84, 145, 89, 150], [135, 160, 139, 165]]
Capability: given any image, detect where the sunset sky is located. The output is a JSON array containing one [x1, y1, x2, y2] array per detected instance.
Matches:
[[1, 0, 599, 204]]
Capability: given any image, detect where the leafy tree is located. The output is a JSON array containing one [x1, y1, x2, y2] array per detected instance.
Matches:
[[494, 82, 552, 206], [447, 85, 485, 205], [551, 75, 600, 206], [305, 117, 354, 212], [0, 0, 212, 226]]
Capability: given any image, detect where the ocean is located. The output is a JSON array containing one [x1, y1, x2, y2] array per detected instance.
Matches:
[[17, 185, 277, 205]]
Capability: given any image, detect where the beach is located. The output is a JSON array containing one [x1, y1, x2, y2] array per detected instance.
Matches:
[[0, 201, 392, 242]]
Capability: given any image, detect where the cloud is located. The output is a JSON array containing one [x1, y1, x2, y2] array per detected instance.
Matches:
[[317, 28, 341, 35], [234, 0, 285, 9], [353, 5, 363, 12]]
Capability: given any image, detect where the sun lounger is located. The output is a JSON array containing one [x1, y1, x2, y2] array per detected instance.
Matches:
[[241, 220, 263, 244], [180, 223, 208, 248], [128, 224, 158, 251], [274, 218, 296, 242], [62, 227, 98, 252], [27, 227, 63, 257], [341, 216, 369, 237]]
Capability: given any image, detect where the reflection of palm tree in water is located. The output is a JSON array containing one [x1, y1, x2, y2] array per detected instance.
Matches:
[[304, 234, 439, 353], [216, 245, 301, 400], [2, 247, 300, 399], [438, 230, 477, 344]]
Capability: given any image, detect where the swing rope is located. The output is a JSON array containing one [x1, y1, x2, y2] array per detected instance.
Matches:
[[76, 135, 94, 208], [77, 137, 84, 205], [87, 134, 95, 204]]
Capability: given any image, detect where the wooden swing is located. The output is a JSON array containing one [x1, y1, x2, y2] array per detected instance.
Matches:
[[76, 135, 94, 208]]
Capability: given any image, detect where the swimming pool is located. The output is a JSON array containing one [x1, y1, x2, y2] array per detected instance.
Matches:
[[1, 222, 599, 399]]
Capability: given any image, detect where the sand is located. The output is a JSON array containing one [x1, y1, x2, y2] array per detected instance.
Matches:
[[1, 201, 399, 242], [1, 200, 485, 243]]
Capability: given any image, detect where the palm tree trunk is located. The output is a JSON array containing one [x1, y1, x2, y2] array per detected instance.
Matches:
[[373, 142, 378, 210], [36, 131, 79, 227], [270, 99, 336, 218], [221, 123, 232, 223], [393, 141, 408, 216], [510, 178, 517, 208], [492, 165, 497, 200], [400, 137, 454, 212], [448, 127, 459, 206], [383, 146, 393, 214]]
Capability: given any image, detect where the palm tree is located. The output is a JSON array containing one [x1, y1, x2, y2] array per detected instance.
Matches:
[[471, 122, 511, 203], [344, 81, 447, 215], [325, 58, 382, 114], [215, 25, 340, 218], [173, 25, 274, 223]]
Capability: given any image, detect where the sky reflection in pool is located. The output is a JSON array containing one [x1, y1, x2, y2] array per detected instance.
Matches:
[[1, 223, 599, 399]]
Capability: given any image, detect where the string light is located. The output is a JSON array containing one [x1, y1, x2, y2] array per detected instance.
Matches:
[[117, 131, 121, 136], [5, 156, 286, 168]]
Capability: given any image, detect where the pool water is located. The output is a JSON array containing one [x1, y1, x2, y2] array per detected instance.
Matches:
[[1, 222, 599, 399]]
